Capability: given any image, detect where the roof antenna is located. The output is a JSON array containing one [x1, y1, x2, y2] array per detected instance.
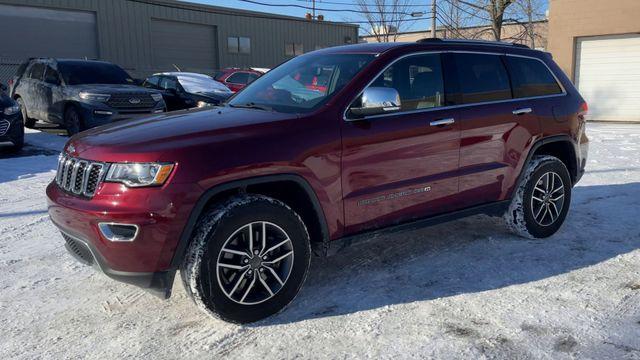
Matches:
[[172, 64, 182, 72]]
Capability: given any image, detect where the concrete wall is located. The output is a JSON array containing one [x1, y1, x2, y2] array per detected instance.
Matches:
[[361, 21, 548, 50], [547, 0, 640, 80]]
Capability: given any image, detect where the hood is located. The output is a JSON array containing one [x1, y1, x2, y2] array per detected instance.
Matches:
[[66, 106, 298, 161], [68, 84, 160, 94]]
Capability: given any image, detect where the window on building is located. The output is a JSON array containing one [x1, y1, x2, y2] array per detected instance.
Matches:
[[367, 54, 444, 111], [504, 56, 563, 98], [285, 42, 304, 56], [228, 37, 251, 54], [450, 53, 512, 104]]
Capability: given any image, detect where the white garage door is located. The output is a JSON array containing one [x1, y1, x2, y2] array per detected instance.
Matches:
[[575, 34, 640, 122]]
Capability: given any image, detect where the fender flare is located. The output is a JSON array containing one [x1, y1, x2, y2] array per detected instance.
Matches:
[[169, 174, 330, 269], [512, 134, 579, 196]]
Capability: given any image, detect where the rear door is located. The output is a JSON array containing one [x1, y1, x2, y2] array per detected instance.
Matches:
[[445, 52, 539, 208], [24, 62, 46, 119], [341, 53, 461, 234], [42, 65, 65, 122]]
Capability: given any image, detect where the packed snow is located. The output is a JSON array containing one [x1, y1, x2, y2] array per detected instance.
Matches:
[[1, 124, 639, 359]]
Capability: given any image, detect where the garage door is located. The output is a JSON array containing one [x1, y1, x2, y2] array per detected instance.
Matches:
[[150, 20, 218, 73], [575, 34, 640, 122]]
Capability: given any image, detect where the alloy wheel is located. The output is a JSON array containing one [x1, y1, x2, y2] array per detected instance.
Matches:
[[530, 171, 565, 227], [216, 221, 294, 305]]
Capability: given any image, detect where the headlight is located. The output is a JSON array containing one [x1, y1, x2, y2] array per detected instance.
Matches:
[[150, 93, 163, 102], [79, 92, 111, 102], [3, 104, 20, 116], [197, 101, 213, 108], [105, 163, 174, 187]]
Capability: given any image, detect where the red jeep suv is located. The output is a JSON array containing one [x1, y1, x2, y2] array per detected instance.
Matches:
[[47, 40, 589, 323]]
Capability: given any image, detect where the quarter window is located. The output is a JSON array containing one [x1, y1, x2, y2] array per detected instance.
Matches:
[[505, 56, 563, 98], [368, 53, 445, 111], [450, 53, 512, 104]]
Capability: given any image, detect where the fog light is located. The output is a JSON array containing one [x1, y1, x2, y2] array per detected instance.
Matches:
[[94, 110, 113, 116], [98, 223, 139, 242]]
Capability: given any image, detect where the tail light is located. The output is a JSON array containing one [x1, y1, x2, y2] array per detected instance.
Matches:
[[579, 102, 588, 115]]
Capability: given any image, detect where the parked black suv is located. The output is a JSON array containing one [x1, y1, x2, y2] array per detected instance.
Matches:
[[0, 83, 23, 150], [12, 59, 165, 135]]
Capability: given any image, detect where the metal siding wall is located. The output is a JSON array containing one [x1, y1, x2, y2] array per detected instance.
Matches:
[[0, 0, 358, 78]]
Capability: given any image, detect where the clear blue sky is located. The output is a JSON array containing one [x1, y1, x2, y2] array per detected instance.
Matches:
[[183, 0, 549, 34]]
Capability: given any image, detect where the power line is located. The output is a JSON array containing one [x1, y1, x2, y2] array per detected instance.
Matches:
[[441, 0, 492, 22], [294, 0, 426, 6], [235, 0, 426, 15]]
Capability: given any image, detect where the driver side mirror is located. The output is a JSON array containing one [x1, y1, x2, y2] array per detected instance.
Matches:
[[348, 87, 401, 118]]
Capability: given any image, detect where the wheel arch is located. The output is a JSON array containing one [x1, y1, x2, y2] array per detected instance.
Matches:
[[514, 135, 578, 195], [169, 174, 331, 269]]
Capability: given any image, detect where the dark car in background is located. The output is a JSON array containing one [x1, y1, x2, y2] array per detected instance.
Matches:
[[143, 72, 232, 111], [0, 83, 24, 150], [212, 68, 263, 93], [12, 58, 165, 135]]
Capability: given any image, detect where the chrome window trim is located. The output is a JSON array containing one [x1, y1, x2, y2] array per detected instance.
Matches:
[[343, 50, 567, 122]]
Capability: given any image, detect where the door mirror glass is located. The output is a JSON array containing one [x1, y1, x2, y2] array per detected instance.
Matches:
[[349, 87, 401, 118]]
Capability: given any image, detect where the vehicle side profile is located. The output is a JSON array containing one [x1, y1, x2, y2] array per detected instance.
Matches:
[[142, 72, 232, 111], [12, 58, 165, 135], [46, 40, 589, 323]]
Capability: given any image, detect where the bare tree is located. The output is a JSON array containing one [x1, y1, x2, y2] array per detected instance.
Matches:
[[357, 0, 415, 42], [455, 0, 516, 40]]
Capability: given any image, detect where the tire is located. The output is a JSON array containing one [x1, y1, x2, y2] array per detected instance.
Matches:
[[181, 194, 311, 323], [16, 97, 35, 128], [504, 155, 572, 239], [64, 106, 83, 136]]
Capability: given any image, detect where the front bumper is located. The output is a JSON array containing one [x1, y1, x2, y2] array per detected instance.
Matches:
[[0, 112, 22, 144], [76, 101, 165, 129], [46, 180, 202, 297]]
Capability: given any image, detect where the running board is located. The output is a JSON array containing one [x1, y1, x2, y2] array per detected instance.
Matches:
[[322, 201, 510, 256]]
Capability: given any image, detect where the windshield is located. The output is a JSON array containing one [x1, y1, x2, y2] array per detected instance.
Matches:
[[178, 75, 231, 94], [58, 62, 135, 85], [228, 53, 375, 113]]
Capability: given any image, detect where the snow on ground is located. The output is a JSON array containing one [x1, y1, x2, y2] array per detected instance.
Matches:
[[1, 124, 639, 359]]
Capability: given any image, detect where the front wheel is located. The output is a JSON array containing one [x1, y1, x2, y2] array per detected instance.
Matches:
[[504, 155, 572, 238], [64, 106, 84, 136], [181, 194, 311, 323]]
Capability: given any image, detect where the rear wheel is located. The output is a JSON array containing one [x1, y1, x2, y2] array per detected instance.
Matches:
[[504, 155, 572, 238], [16, 97, 35, 128], [64, 106, 84, 136], [181, 194, 311, 323]]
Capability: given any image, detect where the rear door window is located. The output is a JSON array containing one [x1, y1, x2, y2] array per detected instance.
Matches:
[[227, 72, 250, 84], [368, 53, 445, 111], [504, 56, 563, 98], [449, 53, 512, 104], [28, 63, 45, 80]]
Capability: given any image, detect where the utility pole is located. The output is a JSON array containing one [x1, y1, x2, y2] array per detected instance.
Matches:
[[431, 0, 437, 38]]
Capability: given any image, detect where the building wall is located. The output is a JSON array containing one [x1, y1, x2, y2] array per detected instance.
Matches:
[[361, 21, 548, 50], [0, 0, 357, 78], [547, 0, 640, 80]]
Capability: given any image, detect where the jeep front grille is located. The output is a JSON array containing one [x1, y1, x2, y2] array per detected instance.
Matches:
[[0, 120, 9, 136], [55, 155, 106, 197], [106, 93, 156, 109]]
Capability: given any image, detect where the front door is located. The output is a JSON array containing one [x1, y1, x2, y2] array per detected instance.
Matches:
[[341, 53, 461, 235]]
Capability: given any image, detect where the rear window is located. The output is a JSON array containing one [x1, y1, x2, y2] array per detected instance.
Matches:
[[58, 62, 135, 85], [227, 72, 250, 84], [449, 53, 512, 104], [505, 56, 563, 98]]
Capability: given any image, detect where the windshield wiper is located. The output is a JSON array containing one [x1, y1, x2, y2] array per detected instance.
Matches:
[[228, 102, 273, 112]]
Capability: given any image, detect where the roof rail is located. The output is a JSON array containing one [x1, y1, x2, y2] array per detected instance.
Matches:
[[416, 38, 530, 49]]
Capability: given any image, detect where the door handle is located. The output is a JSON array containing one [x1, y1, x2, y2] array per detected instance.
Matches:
[[513, 107, 533, 115], [430, 118, 455, 126]]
